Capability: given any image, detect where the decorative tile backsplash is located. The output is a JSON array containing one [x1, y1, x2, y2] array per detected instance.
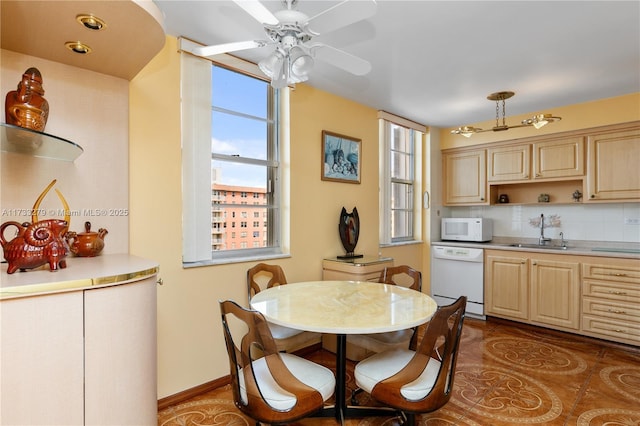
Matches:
[[447, 203, 640, 243]]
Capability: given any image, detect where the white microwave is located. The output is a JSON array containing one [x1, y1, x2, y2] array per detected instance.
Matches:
[[441, 218, 493, 242]]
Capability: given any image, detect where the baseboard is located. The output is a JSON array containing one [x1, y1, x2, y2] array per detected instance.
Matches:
[[156, 343, 323, 411], [157, 376, 230, 411]]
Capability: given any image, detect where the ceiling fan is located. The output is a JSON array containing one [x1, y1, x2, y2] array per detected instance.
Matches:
[[186, 0, 377, 88]]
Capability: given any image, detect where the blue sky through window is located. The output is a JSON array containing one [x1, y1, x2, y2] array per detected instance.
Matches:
[[211, 66, 270, 189]]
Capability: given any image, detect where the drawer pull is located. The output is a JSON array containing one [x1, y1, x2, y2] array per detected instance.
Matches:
[[609, 273, 627, 277], [611, 328, 626, 333], [607, 309, 626, 314], [608, 291, 628, 295]]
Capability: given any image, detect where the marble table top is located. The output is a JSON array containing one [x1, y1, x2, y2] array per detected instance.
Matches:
[[250, 280, 438, 334]]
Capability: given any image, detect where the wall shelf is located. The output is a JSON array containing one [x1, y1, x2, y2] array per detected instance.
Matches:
[[1, 123, 83, 161]]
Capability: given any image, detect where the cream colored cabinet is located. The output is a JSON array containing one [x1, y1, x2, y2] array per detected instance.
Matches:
[[0, 255, 158, 426], [485, 251, 529, 320], [581, 258, 640, 346], [529, 256, 581, 330], [586, 126, 640, 202], [322, 256, 393, 282], [443, 148, 488, 205], [485, 250, 581, 332], [0, 292, 85, 425], [487, 137, 584, 183], [84, 277, 157, 426]]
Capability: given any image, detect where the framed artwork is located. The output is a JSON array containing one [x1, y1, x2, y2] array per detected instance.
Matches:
[[321, 130, 361, 184]]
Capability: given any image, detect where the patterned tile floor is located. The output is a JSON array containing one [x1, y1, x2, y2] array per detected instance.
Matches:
[[157, 318, 640, 425]]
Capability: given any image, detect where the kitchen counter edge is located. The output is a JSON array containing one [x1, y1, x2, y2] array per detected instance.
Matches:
[[1, 253, 159, 300], [431, 238, 640, 259]]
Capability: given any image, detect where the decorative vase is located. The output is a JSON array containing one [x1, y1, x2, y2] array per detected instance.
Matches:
[[338, 207, 362, 259], [5, 67, 49, 132]]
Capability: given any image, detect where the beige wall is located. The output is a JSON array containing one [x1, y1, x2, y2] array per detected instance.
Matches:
[[1, 49, 130, 254], [130, 36, 427, 398]]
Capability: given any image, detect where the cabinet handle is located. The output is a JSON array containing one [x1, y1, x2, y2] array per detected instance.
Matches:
[[532, 262, 537, 265], [608, 290, 627, 295], [157, 278, 164, 285], [610, 328, 626, 333], [535, 173, 540, 177], [609, 273, 627, 277], [607, 309, 626, 314], [591, 194, 596, 198]]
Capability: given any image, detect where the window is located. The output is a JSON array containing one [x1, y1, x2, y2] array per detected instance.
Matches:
[[181, 42, 289, 265], [379, 111, 426, 245]]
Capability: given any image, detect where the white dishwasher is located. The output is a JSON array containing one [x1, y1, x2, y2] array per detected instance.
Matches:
[[431, 245, 485, 319]]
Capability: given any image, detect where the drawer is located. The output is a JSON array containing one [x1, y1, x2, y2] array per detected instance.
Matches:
[[582, 297, 640, 324], [582, 262, 640, 284], [582, 279, 640, 302], [582, 314, 640, 345]]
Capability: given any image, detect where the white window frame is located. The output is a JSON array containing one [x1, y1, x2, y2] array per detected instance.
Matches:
[[179, 38, 290, 266], [379, 111, 426, 246]]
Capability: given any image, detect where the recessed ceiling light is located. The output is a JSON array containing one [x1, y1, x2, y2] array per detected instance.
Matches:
[[76, 14, 107, 31], [65, 41, 92, 54]]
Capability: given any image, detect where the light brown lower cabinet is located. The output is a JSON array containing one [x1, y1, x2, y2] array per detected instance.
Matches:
[[581, 257, 640, 346], [485, 251, 640, 347], [485, 250, 581, 332]]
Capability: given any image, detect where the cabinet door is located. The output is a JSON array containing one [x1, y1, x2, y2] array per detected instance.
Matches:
[[1, 292, 84, 426], [533, 137, 585, 179], [485, 252, 528, 320], [443, 149, 488, 205], [530, 258, 580, 330], [84, 277, 157, 426], [586, 127, 640, 201], [487, 144, 530, 182]]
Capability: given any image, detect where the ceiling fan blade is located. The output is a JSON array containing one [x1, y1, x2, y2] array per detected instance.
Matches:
[[310, 43, 371, 76], [192, 40, 269, 57], [306, 0, 377, 35], [232, 0, 279, 25]]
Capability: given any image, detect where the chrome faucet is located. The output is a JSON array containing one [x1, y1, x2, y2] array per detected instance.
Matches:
[[539, 214, 551, 246]]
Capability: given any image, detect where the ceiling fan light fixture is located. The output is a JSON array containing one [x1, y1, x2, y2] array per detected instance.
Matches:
[[289, 46, 314, 81], [452, 92, 562, 137], [258, 50, 285, 78]]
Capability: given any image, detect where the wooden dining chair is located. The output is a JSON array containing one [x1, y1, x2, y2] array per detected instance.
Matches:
[[219, 300, 335, 425], [347, 265, 423, 359], [247, 263, 321, 353], [353, 296, 467, 426]]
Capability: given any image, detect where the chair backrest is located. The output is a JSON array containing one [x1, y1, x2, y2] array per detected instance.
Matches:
[[219, 300, 325, 424], [247, 263, 288, 301], [379, 265, 422, 291], [370, 296, 466, 413]]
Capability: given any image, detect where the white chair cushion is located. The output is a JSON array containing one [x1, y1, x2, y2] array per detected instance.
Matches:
[[239, 353, 335, 410], [355, 348, 442, 402], [268, 322, 303, 339]]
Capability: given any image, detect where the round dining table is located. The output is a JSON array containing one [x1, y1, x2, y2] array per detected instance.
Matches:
[[250, 280, 438, 424]]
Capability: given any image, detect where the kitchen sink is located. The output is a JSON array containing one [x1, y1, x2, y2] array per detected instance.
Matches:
[[507, 243, 569, 250]]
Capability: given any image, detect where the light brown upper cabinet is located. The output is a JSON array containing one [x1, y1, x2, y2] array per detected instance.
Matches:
[[586, 126, 640, 201], [442, 148, 488, 205], [487, 137, 584, 183]]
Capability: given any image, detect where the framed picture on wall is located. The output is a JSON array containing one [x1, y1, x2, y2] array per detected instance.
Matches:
[[321, 130, 361, 184]]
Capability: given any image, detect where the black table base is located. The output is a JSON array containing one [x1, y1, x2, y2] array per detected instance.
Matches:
[[315, 334, 402, 425]]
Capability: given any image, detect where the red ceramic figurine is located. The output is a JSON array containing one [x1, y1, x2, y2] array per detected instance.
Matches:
[[0, 180, 70, 274]]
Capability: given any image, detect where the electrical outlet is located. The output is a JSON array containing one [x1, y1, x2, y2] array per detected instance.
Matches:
[[624, 217, 640, 225]]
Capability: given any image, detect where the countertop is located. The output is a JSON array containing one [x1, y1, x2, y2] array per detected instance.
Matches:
[[431, 237, 640, 259], [1, 254, 159, 300]]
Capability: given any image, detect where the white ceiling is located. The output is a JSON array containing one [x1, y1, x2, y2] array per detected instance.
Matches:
[[154, 0, 640, 129]]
